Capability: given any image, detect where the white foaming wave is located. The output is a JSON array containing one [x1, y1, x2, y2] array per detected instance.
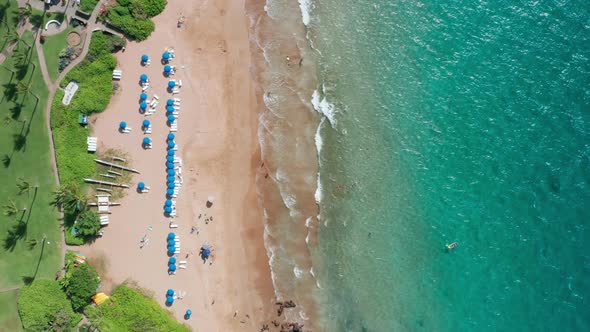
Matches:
[[276, 169, 301, 217], [263, 217, 285, 299], [293, 266, 303, 279], [305, 216, 313, 228], [311, 90, 337, 128], [297, 0, 313, 26], [314, 117, 326, 204]]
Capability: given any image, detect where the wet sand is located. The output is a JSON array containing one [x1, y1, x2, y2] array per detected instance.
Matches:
[[73, 0, 276, 330]]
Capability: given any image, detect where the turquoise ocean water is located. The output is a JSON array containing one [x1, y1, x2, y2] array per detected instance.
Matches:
[[304, 0, 590, 330]]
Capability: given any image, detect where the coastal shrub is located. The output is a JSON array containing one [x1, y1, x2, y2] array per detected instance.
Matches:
[[105, 0, 165, 41], [85, 284, 190, 332], [79, 0, 99, 13], [75, 210, 101, 239], [65, 262, 100, 311], [87, 32, 126, 60], [51, 89, 96, 186], [18, 279, 75, 330]]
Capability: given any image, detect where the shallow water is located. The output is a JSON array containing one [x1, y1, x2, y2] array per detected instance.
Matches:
[[251, 0, 590, 330], [307, 0, 590, 331]]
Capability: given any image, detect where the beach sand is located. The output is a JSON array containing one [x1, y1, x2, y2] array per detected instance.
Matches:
[[74, 0, 277, 330]]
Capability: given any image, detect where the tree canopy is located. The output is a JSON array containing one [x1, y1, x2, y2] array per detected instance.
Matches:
[[18, 279, 75, 331], [65, 263, 100, 311], [76, 210, 101, 238]]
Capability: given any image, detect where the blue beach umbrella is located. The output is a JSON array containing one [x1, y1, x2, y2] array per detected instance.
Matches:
[[166, 99, 174, 106], [166, 295, 174, 304], [166, 289, 174, 296], [141, 54, 149, 62], [168, 257, 176, 264], [202, 248, 211, 259], [166, 105, 175, 113], [167, 175, 175, 182], [167, 248, 175, 255], [168, 80, 176, 88], [140, 92, 148, 100], [140, 74, 148, 82], [169, 264, 176, 272], [167, 115, 176, 123], [142, 119, 150, 128], [168, 232, 175, 239], [185, 309, 192, 318], [167, 169, 175, 176], [166, 189, 174, 197], [137, 182, 145, 190], [164, 65, 171, 73], [166, 155, 174, 163], [167, 133, 175, 141], [165, 206, 172, 214], [119, 121, 127, 129], [165, 199, 172, 207], [167, 149, 175, 156], [167, 141, 175, 149], [142, 137, 151, 145], [167, 238, 175, 246], [167, 182, 175, 190], [162, 52, 170, 60], [167, 162, 174, 169], [140, 101, 148, 110]]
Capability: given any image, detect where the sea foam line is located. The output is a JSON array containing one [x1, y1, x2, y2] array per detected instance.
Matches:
[[297, 0, 313, 26]]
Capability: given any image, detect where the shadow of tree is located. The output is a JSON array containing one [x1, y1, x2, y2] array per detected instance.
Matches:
[[3, 221, 27, 252], [13, 133, 27, 151], [9, 103, 22, 120], [22, 276, 34, 285], [2, 154, 11, 167], [29, 13, 43, 29], [2, 82, 18, 102]]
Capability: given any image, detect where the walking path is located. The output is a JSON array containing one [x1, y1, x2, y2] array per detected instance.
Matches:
[[39, 0, 106, 270], [0, 0, 119, 295]]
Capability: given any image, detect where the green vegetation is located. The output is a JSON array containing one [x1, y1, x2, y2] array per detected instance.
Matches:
[[0, 31, 60, 288], [17, 279, 80, 331], [42, 26, 77, 82], [104, 0, 166, 41], [86, 284, 191, 332], [0, 0, 19, 53], [51, 32, 120, 187], [51, 32, 123, 244], [79, 0, 99, 13], [63, 261, 100, 311], [0, 290, 22, 331]]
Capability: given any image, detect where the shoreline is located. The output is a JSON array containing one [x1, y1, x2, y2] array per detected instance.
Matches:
[[73, 0, 278, 330]]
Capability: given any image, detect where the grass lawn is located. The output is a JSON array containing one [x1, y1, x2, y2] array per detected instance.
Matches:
[[0, 0, 19, 53], [0, 290, 22, 331], [42, 26, 76, 83], [79, 0, 99, 13], [0, 31, 61, 288]]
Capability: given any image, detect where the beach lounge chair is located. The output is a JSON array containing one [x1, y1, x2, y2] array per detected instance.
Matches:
[[153, 94, 159, 100], [178, 264, 187, 269], [145, 143, 153, 149], [178, 80, 182, 87], [170, 211, 177, 217], [97, 195, 110, 205], [98, 205, 110, 214], [141, 186, 150, 193], [177, 166, 182, 175], [144, 125, 152, 134], [170, 123, 178, 132], [145, 110, 155, 116], [150, 99, 158, 107], [169, 222, 178, 228], [100, 215, 109, 226], [142, 84, 150, 91], [172, 89, 180, 95], [173, 105, 180, 110], [123, 127, 132, 133], [145, 59, 151, 66], [179, 260, 187, 264], [174, 98, 181, 102]]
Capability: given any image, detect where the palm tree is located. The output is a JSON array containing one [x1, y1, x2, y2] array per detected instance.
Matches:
[[3, 29, 20, 46], [17, 177, 31, 196], [3, 200, 18, 216], [52, 185, 87, 214], [16, 4, 32, 24]]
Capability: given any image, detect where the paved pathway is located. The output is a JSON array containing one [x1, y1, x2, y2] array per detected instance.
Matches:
[[0, 0, 120, 293], [38, 0, 106, 270]]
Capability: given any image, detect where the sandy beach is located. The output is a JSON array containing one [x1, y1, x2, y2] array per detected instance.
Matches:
[[73, 0, 276, 330]]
